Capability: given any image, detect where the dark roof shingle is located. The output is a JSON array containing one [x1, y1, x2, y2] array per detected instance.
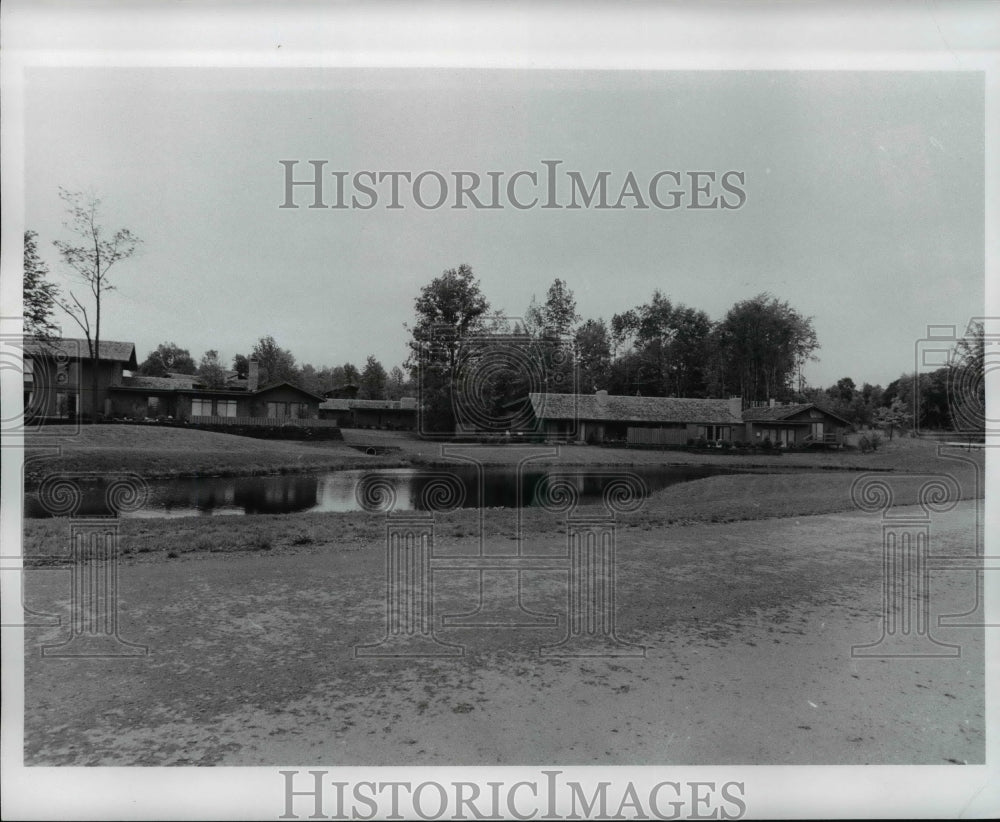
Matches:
[[23, 337, 137, 368], [529, 393, 742, 425]]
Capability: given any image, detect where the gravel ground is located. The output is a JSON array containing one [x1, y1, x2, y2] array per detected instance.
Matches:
[[23, 501, 984, 766]]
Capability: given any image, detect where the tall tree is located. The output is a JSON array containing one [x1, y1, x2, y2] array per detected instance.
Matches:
[[251, 335, 299, 386], [715, 293, 818, 405], [386, 365, 407, 400], [52, 189, 141, 418], [949, 321, 985, 433], [23, 230, 61, 340], [197, 349, 228, 388], [526, 278, 580, 340], [359, 355, 388, 399], [574, 318, 612, 392], [138, 342, 197, 376], [407, 263, 490, 431]]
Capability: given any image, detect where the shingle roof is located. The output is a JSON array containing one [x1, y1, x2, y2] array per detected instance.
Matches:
[[319, 398, 417, 412], [120, 375, 200, 390], [529, 393, 742, 425], [254, 381, 325, 401], [742, 402, 851, 425], [23, 337, 138, 368]]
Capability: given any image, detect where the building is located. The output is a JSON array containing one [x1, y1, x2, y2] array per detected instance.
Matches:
[[319, 397, 417, 429], [741, 401, 851, 447], [23, 337, 138, 420], [526, 391, 850, 447], [24, 337, 323, 423], [527, 391, 744, 444]]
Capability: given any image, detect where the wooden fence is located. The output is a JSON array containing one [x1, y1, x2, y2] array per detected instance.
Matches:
[[189, 415, 341, 428]]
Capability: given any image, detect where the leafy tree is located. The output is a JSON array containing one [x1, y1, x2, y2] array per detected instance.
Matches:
[[359, 355, 388, 399], [197, 349, 228, 388], [330, 362, 361, 389], [874, 397, 911, 441], [52, 189, 141, 418], [24, 230, 61, 340], [231, 354, 249, 379], [386, 365, 407, 400], [949, 321, 985, 433], [574, 318, 612, 392], [611, 292, 713, 397], [407, 264, 490, 432], [526, 278, 580, 340], [715, 293, 818, 404], [138, 342, 197, 376], [251, 335, 298, 386]]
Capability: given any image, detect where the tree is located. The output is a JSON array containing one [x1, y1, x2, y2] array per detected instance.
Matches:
[[874, 397, 911, 441], [715, 293, 818, 405], [526, 278, 580, 340], [407, 264, 490, 431], [949, 321, 985, 433], [359, 355, 388, 399], [24, 230, 61, 340], [52, 189, 141, 418], [610, 292, 712, 397], [137, 342, 197, 376], [197, 349, 228, 388], [251, 335, 298, 386], [574, 318, 611, 392], [386, 365, 408, 400], [232, 354, 249, 379]]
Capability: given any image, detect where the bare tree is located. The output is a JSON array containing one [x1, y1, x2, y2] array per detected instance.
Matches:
[[53, 189, 141, 419]]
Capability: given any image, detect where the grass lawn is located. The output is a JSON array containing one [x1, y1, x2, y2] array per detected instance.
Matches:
[[23, 424, 408, 488], [23, 424, 981, 489]]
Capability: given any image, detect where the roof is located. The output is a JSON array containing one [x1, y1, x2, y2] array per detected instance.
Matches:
[[742, 402, 851, 425], [254, 381, 325, 401], [23, 337, 138, 368], [120, 375, 201, 390], [319, 398, 417, 412], [528, 393, 742, 425]]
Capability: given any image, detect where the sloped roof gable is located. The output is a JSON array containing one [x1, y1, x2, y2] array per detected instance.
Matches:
[[528, 393, 742, 425]]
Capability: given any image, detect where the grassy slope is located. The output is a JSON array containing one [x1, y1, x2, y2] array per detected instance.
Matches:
[[23, 425, 407, 487], [24, 425, 980, 488]]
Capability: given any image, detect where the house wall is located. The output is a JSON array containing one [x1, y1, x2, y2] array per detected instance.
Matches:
[[351, 408, 417, 430], [27, 357, 124, 419], [248, 386, 319, 419]]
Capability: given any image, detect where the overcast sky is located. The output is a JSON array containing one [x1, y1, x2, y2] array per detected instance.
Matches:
[[24, 68, 984, 388]]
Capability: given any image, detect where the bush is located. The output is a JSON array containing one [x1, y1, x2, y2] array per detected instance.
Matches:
[[761, 437, 773, 450], [696, 436, 708, 448], [721, 440, 733, 449], [686, 437, 695, 447]]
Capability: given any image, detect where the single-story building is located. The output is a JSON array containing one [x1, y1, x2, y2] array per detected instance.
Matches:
[[527, 391, 744, 444], [741, 401, 851, 447], [319, 397, 417, 429]]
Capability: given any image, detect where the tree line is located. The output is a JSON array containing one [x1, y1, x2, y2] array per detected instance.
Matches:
[[23, 190, 984, 431], [406, 263, 985, 435]]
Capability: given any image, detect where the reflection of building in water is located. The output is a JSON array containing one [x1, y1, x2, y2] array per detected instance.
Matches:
[[233, 477, 319, 514]]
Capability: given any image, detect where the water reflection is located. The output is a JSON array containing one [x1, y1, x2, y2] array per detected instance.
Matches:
[[25, 465, 738, 519]]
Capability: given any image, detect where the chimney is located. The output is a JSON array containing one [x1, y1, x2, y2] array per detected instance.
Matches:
[[728, 396, 742, 418], [595, 389, 609, 407], [248, 356, 259, 392]]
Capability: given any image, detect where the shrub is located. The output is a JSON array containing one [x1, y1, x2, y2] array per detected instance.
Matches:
[[721, 440, 733, 449], [686, 437, 695, 447], [761, 437, 773, 450], [695, 436, 708, 448]]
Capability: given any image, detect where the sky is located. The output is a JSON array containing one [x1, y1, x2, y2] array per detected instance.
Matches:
[[23, 68, 984, 389]]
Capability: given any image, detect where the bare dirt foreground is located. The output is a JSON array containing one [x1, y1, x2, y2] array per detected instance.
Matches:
[[24, 502, 984, 766]]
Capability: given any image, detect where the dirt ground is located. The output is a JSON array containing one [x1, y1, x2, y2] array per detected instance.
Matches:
[[22, 501, 984, 766]]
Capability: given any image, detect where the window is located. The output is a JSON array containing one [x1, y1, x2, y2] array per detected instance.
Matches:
[[191, 398, 211, 416], [267, 401, 285, 418], [56, 392, 67, 419], [219, 400, 237, 418], [147, 396, 160, 416]]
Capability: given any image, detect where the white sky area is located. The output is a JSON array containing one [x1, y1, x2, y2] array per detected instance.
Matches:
[[23, 68, 984, 389]]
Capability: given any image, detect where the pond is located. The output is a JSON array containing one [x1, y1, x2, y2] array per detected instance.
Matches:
[[24, 464, 745, 519]]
